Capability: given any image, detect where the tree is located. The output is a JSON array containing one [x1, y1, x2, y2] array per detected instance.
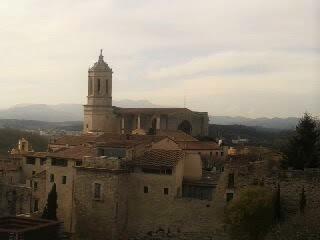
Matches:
[[274, 183, 281, 222], [42, 183, 58, 220], [225, 186, 274, 240], [282, 113, 319, 169], [299, 187, 306, 214]]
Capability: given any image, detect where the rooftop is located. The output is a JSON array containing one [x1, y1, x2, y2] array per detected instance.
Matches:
[[130, 149, 184, 168], [177, 141, 220, 150], [48, 145, 95, 160], [157, 130, 198, 142], [0, 216, 60, 234]]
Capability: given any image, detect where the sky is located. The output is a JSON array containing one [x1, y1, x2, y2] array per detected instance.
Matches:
[[0, 0, 319, 118]]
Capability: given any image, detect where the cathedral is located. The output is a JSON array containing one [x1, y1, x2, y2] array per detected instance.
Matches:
[[83, 50, 209, 136]]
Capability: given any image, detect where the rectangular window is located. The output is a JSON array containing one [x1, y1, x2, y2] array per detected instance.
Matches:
[[221, 151, 224, 156], [62, 176, 67, 184], [164, 188, 169, 195], [26, 157, 35, 165], [216, 152, 218, 156], [142, 168, 172, 175], [75, 160, 82, 166], [34, 199, 39, 212], [34, 182, 38, 191], [32, 171, 35, 176], [50, 174, 54, 183], [40, 158, 46, 165], [51, 158, 68, 167], [228, 173, 235, 188], [94, 183, 101, 199], [144, 186, 148, 193], [226, 193, 234, 202]]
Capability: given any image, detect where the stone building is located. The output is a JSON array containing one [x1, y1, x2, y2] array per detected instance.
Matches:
[[84, 51, 209, 136]]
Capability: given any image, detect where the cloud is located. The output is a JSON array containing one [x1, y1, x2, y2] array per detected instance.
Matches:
[[0, 0, 319, 117]]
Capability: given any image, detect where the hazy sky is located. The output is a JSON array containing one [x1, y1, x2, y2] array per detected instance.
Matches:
[[0, 0, 319, 117]]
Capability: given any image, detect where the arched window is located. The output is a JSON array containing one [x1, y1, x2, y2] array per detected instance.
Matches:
[[97, 79, 101, 93], [89, 79, 93, 95], [178, 120, 192, 135], [105, 79, 108, 95]]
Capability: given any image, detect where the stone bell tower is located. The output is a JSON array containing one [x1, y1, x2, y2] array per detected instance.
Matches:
[[83, 50, 115, 133]]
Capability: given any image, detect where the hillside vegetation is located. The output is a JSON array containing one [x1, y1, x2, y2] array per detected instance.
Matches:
[[208, 124, 294, 149], [0, 128, 48, 156]]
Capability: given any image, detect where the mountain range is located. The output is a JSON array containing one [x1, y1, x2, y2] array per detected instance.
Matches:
[[0, 101, 299, 130]]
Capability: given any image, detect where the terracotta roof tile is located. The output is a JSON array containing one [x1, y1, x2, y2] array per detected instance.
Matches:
[[48, 145, 96, 160], [130, 149, 184, 168], [25, 152, 48, 158], [156, 130, 198, 142], [177, 141, 220, 150], [51, 134, 100, 146]]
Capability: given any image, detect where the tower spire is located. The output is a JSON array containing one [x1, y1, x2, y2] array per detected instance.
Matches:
[[99, 49, 103, 61]]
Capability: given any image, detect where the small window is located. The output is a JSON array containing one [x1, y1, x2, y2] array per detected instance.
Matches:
[[50, 174, 54, 183], [216, 152, 218, 156], [226, 193, 234, 202], [105, 79, 108, 94], [221, 151, 224, 156], [62, 176, 67, 184], [164, 188, 169, 195], [32, 171, 35, 176], [228, 173, 235, 188], [34, 182, 38, 191], [94, 183, 101, 199], [26, 157, 35, 165], [75, 161, 82, 166], [51, 158, 67, 167], [40, 158, 46, 165], [86, 124, 89, 129], [144, 186, 148, 193], [34, 199, 39, 212]]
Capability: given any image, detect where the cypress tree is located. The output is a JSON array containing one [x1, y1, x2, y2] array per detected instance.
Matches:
[[274, 183, 281, 222], [282, 113, 319, 169], [299, 186, 306, 214], [42, 183, 58, 220]]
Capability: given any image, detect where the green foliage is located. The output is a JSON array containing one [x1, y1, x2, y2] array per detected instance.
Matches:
[[42, 183, 58, 220], [225, 186, 274, 240], [299, 187, 306, 214], [208, 124, 294, 150], [266, 209, 320, 240], [282, 113, 320, 169], [0, 128, 48, 156]]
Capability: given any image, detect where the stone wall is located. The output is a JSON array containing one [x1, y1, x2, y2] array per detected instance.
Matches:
[[126, 169, 229, 239], [73, 168, 128, 240], [227, 161, 320, 215]]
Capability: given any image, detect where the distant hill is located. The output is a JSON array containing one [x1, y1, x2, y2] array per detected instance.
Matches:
[[0, 100, 159, 122], [0, 101, 300, 130], [0, 119, 82, 131], [210, 116, 299, 130]]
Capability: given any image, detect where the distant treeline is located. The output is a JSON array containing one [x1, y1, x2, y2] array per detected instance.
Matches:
[[0, 128, 48, 156], [0, 119, 83, 131], [208, 124, 294, 149]]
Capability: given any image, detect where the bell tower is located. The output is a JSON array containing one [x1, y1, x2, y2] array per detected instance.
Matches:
[[87, 49, 112, 106], [83, 50, 115, 133]]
